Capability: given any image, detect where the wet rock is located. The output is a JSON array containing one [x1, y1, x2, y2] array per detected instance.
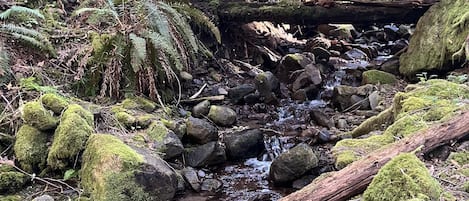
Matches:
[[292, 175, 316, 189], [368, 91, 382, 111], [342, 48, 369, 61], [186, 117, 218, 144], [207, 106, 237, 126], [277, 53, 314, 83], [224, 129, 264, 160], [192, 100, 210, 117], [32, 195, 54, 201], [269, 143, 319, 185], [306, 64, 322, 85], [305, 37, 331, 52], [397, 24, 412, 39], [351, 95, 371, 110], [333, 85, 374, 111], [163, 119, 186, 139], [228, 84, 256, 104], [362, 70, 397, 85], [244, 93, 261, 104], [390, 39, 408, 54], [182, 167, 200, 192], [318, 129, 332, 142], [200, 179, 222, 192], [311, 47, 331, 62], [81, 134, 178, 201], [337, 119, 348, 129], [292, 73, 311, 91], [255, 71, 279, 103], [147, 122, 184, 159], [380, 57, 400, 74], [292, 86, 320, 101], [175, 171, 186, 192], [310, 109, 334, 129], [329, 24, 356, 40], [357, 45, 378, 59], [184, 142, 227, 167]]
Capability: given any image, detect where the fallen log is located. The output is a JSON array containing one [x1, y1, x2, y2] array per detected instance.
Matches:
[[280, 111, 469, 201], [218, 1, 433, 25]]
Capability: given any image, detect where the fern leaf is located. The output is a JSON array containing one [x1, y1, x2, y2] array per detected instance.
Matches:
[[0, 24, 45, 40], [129, 33, 147, 73], [146, 2, 172, 41], [0, 24, 56, 56], [0, 6, 44, 21], [0, 43, 10, 77], [172, 4, 221, 44], [146, 31, 183, 72]]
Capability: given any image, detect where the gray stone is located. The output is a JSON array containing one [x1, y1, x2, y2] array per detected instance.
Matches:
[[368, 91, 382, 111], [207, 106, 237, 127], [32, 195, 54, 201], [186, 117, 218, 144], [255, 71, 279, 103], [180, 71, 193, 81], [305, 64, 322, 85], [184, 142, 227, 167], [332, 85, 374, 111], [200, 179, 222, 192], [311, 47, 331, 61], [342, 48, 369, 61], [269, 143, 319, 185], [146, 122, 184, 159], [224, 129, 264, 160], [337, 119, 348, 129], [192, 100, 210, 118], [380, 57, 400, 74], [277, 54, 314, 83], [292, 175, 316, 189], [182, 167, 200, 192]]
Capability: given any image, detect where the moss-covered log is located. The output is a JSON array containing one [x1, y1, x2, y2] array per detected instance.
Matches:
[[280, 111, 469, 201], [218, 2, 432, 25]]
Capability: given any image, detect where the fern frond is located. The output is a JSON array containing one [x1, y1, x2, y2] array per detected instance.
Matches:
[[0, 24, 56, 56], [129, 33, 147, 73], [146, 2, 172, 41], [146, 31, 183, 72], [0, 43, 10, 77], [0, 6, 45, 21], [0, 24, 45, 40], [172, 4, 221, 44]]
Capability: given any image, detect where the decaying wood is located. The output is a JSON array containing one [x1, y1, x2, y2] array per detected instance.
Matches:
[[181, 95, 225, 103], [218, 1, 434, 25], [280, 111, 469, 201]]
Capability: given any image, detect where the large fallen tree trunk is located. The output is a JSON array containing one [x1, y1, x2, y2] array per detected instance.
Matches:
[[218, 1, 435, 24], [280, 111, 469, 201]]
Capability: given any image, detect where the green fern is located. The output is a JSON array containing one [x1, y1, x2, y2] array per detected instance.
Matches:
[[129, 33, 147, 73], [0, 6, 44, 21], [0, 24, 56, 56], [0, 43, 10, 77], [172, 3, 221, 44], [146, 31, 183, 72]]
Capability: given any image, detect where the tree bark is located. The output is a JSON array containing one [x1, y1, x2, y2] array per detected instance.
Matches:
[[218, 1, 434, 25], [280, 111, 469, 201]]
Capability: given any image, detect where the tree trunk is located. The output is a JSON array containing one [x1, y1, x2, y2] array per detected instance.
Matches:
[[218, 1, 435, 25], [280, 111, 469, 201]]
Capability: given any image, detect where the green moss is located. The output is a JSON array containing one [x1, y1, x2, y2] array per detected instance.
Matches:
[[47, 112, 93, 170], [62, 104, 94, 127], [0, 171, 28, 194], [81, 134, 145, 201], [333, 135, 394, 169], [19, 77, 58, 93], [362, 70, 397, 85], [146, 122, 169, 142], [335, 80, 469, 168], [13, 125, 48, 173], [399, 0, 469, 76], [122, 97, 156, 112], [136, 114, 155, 128], [0, 195, 22, 201], [363, 153, 443, 201], [464, 181, 469, 192], [40, 93, 69, 114], [21, 101, 58, 131], [115, 112, 136, 128], [447, 151, 469, 165]]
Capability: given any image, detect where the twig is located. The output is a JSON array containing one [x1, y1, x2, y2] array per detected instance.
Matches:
[[189, 83, 207, 100]]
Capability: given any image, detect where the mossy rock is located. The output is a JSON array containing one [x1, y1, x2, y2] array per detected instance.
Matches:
[[0, 195, 23, 201], [47, 105, 93, 170], [81, 134, 177, 201], [136, 114, 155, 128], [115, 112, 136, 128], [447, 151, 468, 165], [40, 93, 69, 114], [399, 0, 469, 76], [464, 181, 469, 193], [334, 80, 469, 169], [13, 125, 48, 173], [21, 101, 58, 131], [363, 153, 443, 201], [122, 97, 157, 112], [0, 170, 28, 194], [145, 122, 184, 159], [62, 104, 94, 127], [362, 70, 397, 85]]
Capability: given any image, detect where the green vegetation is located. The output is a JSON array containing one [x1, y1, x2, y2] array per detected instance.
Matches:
[[362, 70, 397, 85], [40, 93, 69, 114], [21, 101, 58, 131], [80, 134, 147, 201], [363, 153, 443, 201], [13, 125, 48, 173], [333, 80, 469, 169]]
